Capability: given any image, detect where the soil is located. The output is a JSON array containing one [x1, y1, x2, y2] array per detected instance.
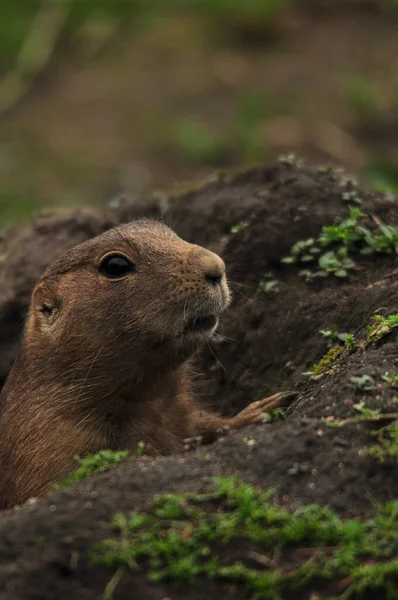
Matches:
[[1, 160, 398, 598]]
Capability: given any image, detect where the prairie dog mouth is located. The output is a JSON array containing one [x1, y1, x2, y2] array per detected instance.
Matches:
[[185, 314, 218, 333]]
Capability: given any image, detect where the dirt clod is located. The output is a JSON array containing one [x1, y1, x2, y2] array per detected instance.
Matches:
[[0, 161, 398, 598]]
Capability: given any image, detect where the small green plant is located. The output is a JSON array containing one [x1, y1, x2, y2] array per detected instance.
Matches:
[[315, 248, 356, 278], [268, 408, 286, 421], [318, 207, 367, 246], [231, 221, 249, 240], [50, 449, 131, 492], [92, 476, 398, 599], [350, 375, 375, 392], [298, 250, 356, 280], [282, 207, 398, 280], [281, 237, 320, 264], [258, 279, 279, 296], [135, 441, 146, 457], [345, 333, 356, 350], [320, 327, 351, 348], [381, 372, 398, 388], [353, 400, 380, 417]]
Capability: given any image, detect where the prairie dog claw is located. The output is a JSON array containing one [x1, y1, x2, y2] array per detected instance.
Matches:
[[228, 390, 299, 429]]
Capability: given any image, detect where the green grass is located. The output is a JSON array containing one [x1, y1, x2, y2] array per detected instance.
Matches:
[[50, 449, 131, 493], [92, 476, 398, 599]]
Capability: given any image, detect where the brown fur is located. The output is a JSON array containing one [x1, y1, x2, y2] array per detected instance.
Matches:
[[0, 220, 290, 509]]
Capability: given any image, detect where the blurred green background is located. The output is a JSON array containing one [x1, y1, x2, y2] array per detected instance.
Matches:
[[1, 0, 398, 224]]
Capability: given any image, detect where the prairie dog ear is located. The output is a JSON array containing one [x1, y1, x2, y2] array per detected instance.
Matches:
[[30, 281, 61, 329]]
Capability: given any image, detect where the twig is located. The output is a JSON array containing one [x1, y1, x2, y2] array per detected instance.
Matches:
[[103, 566, 125, 600], [326, 412, 398, 428]]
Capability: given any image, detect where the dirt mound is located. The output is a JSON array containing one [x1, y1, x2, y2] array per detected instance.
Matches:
[[1, 160, 398, 598]]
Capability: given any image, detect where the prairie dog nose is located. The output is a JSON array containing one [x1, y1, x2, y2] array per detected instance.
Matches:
[[192, 247, 226, 286], [205, 269, 223, 285]]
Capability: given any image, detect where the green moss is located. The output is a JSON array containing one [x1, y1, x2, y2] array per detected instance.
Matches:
[[311, 345, 344, 376], [50, 449, 131, 493], [366, 314, 398, 344], [92, 477, 398, 599]]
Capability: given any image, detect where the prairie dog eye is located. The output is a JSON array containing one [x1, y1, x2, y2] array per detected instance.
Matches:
[[99, 253, 136, 279]]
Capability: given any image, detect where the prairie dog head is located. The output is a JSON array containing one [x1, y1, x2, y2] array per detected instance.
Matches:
[[26, 220, 231, 378]]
